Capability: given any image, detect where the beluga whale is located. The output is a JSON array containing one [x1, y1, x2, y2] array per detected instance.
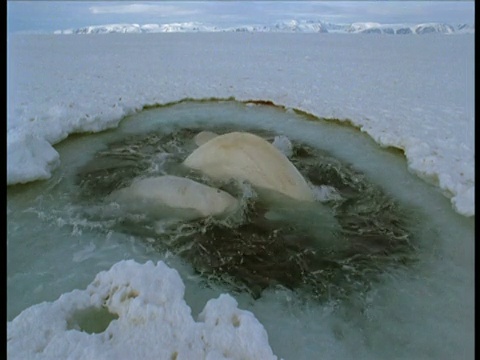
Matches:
[[183, 132, 314, 202], [107, 175, 239, 221]]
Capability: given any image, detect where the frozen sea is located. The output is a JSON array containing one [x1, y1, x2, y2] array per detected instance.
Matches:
[[7, 33, 474, 359]]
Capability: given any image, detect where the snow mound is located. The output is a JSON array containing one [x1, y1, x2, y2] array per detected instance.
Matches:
[[7, 260, 278, 360], [7, 132, 60, 185]]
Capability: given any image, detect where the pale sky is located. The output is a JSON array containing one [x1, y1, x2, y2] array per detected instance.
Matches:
[[7, 1, 475, 34]]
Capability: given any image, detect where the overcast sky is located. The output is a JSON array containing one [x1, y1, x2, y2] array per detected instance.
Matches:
[[7, 1, 475, 34]]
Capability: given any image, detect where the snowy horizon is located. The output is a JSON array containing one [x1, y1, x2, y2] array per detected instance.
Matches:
[[8, 1, 475, 34], [51, 20, 474, 35]]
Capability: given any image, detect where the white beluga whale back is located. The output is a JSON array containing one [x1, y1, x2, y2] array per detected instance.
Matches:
[[184, 132, 314, 202], [108, 175, 238, 220]]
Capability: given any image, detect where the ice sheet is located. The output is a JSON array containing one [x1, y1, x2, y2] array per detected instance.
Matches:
[[7, 33, 474, 216]]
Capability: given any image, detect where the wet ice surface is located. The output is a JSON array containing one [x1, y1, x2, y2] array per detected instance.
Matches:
[[7, 101, 474, 359]]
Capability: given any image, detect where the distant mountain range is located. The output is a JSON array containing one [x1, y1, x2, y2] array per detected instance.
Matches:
[[54, 20, 474, 35]]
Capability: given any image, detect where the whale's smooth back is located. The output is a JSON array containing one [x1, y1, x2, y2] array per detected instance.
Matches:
[[184, 132, 314, 202], [108, 175, 239, 220]]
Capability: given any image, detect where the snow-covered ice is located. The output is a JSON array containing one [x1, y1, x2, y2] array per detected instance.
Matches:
[[7, 260, 277, 360], [7, 32, 475, 359], [7, 33, 474, 216]]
